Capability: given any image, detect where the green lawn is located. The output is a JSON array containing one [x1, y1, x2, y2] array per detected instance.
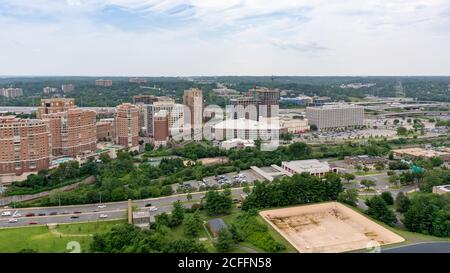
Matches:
[[0, 220, 123, 253]]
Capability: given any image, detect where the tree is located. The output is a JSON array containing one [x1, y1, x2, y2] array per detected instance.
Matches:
[[337, 189, 358, 206], [204, 189, 233, 215], [163, 239, 207, 253], [360, 179, 376, 190], [145, 143, 154, 152], [362, 166, 370, 173], [243, 185, 251, 195], [214, 229, 234, 253], [184, 211, 203, 237], [430, 157, 444, 167], [381, 191, 394, 205], [186, 193, 192, 202], [341, 173, 355, 184], [170, 200, 185, 227], [395, 192, 411, 213], [365, 196, 397, 226], [397, 127, 408, 136]]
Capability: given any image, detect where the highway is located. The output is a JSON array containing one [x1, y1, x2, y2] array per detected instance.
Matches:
[[0, 188, 245, 228]]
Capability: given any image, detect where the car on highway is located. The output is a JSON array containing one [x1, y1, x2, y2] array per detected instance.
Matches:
[[144, 203, 153, 207], [70, 215, 79, 219], [98, 205, 107, 209], [38, 213, 46, 216], [73, 211, 82, 214], [25, 213, 35, 217], [49, 212, 58, 216], [1, 211, 12, 217], [28, 221, 38, 225], [148, 206, 158, 212], [99, 214, 108, 219], [8, 218, 18, 223], [12, 213, 21, 218], [61, 211, 69, 214]]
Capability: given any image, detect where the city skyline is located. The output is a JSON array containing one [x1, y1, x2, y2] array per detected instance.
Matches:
[[1, 0, 450, 76]]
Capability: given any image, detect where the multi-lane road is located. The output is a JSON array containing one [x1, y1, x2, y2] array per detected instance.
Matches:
[[0, 188, 245, 228]]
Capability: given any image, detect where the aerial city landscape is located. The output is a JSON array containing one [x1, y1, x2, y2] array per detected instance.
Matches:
[[0, 0, 449, 258], [1, 76, 449, 254]]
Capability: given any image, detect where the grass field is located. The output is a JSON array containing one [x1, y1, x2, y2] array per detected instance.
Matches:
[[0, 220, 124, 253]]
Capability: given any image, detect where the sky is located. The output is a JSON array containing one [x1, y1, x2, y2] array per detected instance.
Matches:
[[0, 0, 450, 76]]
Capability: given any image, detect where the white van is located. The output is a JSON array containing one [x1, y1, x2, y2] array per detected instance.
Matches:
[[1, 211, 12, 217]]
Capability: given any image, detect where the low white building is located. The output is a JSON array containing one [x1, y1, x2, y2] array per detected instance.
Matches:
[[220, 138, 255, 150], [281, 159, 338, 177], [213, 118, 280, 141]]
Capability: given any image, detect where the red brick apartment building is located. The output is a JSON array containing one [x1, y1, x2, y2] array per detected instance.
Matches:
[[0, 116, 51, 175], [115, 103, 139, 147]]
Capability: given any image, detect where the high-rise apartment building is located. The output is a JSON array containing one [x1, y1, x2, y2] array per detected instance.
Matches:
[[115, 103, 139, 147], [42, 108, 97, 157], [129, 77, 147, 84], [37, 98, 76, 119], [153, 110, 169, 147], [133, 95, 159, 105], [143, 98, 184, 137], [61, 84, 75, 93], [183, 88, 203, 139], [0, 116, 51, 175], [255, 87, 280, 119], [0, 88, 23, 98], [43, 87, 58, 94], [306, 104, 364, 130], [95, 79, 113, 87], [229, 97, 259, 120]]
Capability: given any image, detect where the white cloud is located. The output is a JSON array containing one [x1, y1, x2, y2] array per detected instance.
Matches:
[[0, 0, 449, 76]]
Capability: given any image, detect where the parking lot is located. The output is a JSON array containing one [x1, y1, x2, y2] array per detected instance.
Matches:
[[172, 169, 265, 193]]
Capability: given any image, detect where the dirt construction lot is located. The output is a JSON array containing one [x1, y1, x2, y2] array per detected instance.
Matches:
[[260, 202, 404, 253]]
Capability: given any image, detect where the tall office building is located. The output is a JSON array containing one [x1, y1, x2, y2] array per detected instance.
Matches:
[[37, 98, 76, 119], [129, 77, 147, 84], [229, 97, 259, 120], [256, 87, 280, 119], [0, 116, 51, 175], [115, 103, 139, 147], [306, 104, 364, 131], [61, 84, 75, 93], [183, 88, 203, 139], [43, 86, 58, 94], [0, 88, 23, 98], [42, 108, 97, 157], [143, 98, 184, 137], [95, 79, 113, 87], [153, 110, 169, 147], [133, 95, 159, 105]]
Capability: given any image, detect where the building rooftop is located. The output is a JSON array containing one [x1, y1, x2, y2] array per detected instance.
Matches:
[[282, 159, 331, 173], [208, 218, 228, 234], [213, 118, 280, 130]]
